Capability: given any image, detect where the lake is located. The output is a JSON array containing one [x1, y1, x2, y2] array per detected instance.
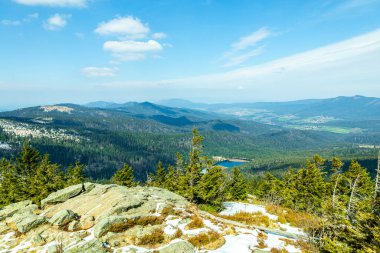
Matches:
[[215, 160, 247, 168]]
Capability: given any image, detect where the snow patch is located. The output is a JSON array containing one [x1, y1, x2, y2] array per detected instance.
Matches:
[[220, 202, 278, 220]]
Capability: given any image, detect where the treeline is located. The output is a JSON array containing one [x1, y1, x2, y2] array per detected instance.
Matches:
[[0, 129, 248, 211], [252, 155, 380, 252], [0, 143, 86, 207], [111, 129, 248, 210]]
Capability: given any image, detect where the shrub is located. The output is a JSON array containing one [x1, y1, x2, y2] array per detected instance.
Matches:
[[186, 215, 204, 229], [271, 248, 289, 253], [266, 204, 321, 230], [219, 211, 271, 227], [188, 231, 223, 249], [137, 228, 165, 246]]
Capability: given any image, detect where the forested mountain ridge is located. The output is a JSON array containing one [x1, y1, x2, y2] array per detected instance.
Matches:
[[0, 101, 379, 180]]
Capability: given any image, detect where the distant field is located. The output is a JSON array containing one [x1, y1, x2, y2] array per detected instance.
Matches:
[[287, 125, 358, 134]]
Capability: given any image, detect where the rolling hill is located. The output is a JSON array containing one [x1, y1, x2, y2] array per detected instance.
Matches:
[[0, 99, 378, 180]]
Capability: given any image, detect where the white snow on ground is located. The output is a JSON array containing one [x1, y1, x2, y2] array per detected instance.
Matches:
[[118, 245, 149, 253], [166, 217, 181, 227], [265, 233, 301, 253], [7, 241, 31, 253], [279, 223, 307, 236], [203, 219, 222, 232], [164, 224, 177, 235], [220, 202, 306, 236], [220, 202, 278, 220], [208, 234, 258, 253]]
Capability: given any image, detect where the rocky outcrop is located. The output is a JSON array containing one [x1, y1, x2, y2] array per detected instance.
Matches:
[[159, 240, 195, 253], [0, 183, 202, 253], [41, 182, 95, 207], [48, 209, 78, 226]]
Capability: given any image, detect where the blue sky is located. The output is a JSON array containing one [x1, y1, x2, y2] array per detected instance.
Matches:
[[1, 0, 380, 108]]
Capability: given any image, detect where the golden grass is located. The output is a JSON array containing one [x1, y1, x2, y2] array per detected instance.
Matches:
[[185, 215, 204, 229], [265, 204, 321, 230], [188, 231, 224, 249], [219, 211, 271, 227], [270, 248, 289, 253], [108, 215, 164, 234], [295, 239, 319, 253], [137, 228, 165, 246]]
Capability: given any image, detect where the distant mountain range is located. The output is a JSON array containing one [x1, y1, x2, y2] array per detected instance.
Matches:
[[0, 96, 379, 180], [158, 95, 380, 121]]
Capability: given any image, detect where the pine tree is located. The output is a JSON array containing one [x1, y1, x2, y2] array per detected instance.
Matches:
[[186, 128, 203, 201], [197, 166, 225, 208], [331, 157, 344, 210], [0, 158, 22, 207], [15, 143, 41, 197], [257, 172, 284, 204], [344, 160, 373, 221], [229, 167, 247, 200], [16, 142, 40, 177], [65, 161, 86, 186], [112, 163, 135, 187], [155, 161, 166, 187], [30, 155, 65, 204], [164, 165, 178, 192]]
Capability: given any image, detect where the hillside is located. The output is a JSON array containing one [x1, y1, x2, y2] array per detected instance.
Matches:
[[0, 183, 306, 253], [0, 101, 378, 180]]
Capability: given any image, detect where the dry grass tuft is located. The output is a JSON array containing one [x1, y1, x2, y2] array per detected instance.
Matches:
[[265, 204, 321, 232], [295, 239, 319, 253], [185, 215, 204, 229], [271, 248, 289, 253], [188, 231, 224, 249], [137, 228, 165, 246], [219, 211, 271, 227], [174, 228, 183, 238]]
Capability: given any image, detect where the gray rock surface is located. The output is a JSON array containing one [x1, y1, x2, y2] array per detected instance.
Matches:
[[94, 215, 129, 238], [0, 183, 192, 252], [49, 209, 77, 226], [16, 214, 46, 233], [159, 240, 196, 253], [0, 200, 33, 221], [41, 183, 95, 207]]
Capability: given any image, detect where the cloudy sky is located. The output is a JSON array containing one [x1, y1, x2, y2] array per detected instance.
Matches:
[[1, 0, 380, 108]]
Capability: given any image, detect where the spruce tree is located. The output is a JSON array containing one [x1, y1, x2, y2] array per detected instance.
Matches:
[[229, 167, 247, 200], [0, 158, 21, 207], [197, 166, 225, 208], [186, 128, 203, 201], [30, 155, 65, 204], [112, 163, 135, 187], [155, 161, 166, 187], [65, 161, 86, 186], [164, 165, 178, 192]]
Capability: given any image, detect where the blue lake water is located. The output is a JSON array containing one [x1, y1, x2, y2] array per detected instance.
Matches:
[[215, 161, 247, 168]]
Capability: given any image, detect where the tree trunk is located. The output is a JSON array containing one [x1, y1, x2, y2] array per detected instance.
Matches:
[[332, 174, 340, 210], [347, 174, 360, 220]]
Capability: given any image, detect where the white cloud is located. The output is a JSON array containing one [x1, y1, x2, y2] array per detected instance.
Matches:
[[24, 13, 39, 22], [13, 0, 86, 7], [221, 27, 273, 67], [1, 13, 39, 26], [152, 32, 167, 39], [43, 14, 70, 31], [101, 29, 380, 102], [95, 16, 149, 39], [103, 40, 163, 61], [104, 40, 162, 53], [232, 27, 272, 51], [1, 20, 21, 26], [222, 47, 264, 67], [82, 67, 118, 77]]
